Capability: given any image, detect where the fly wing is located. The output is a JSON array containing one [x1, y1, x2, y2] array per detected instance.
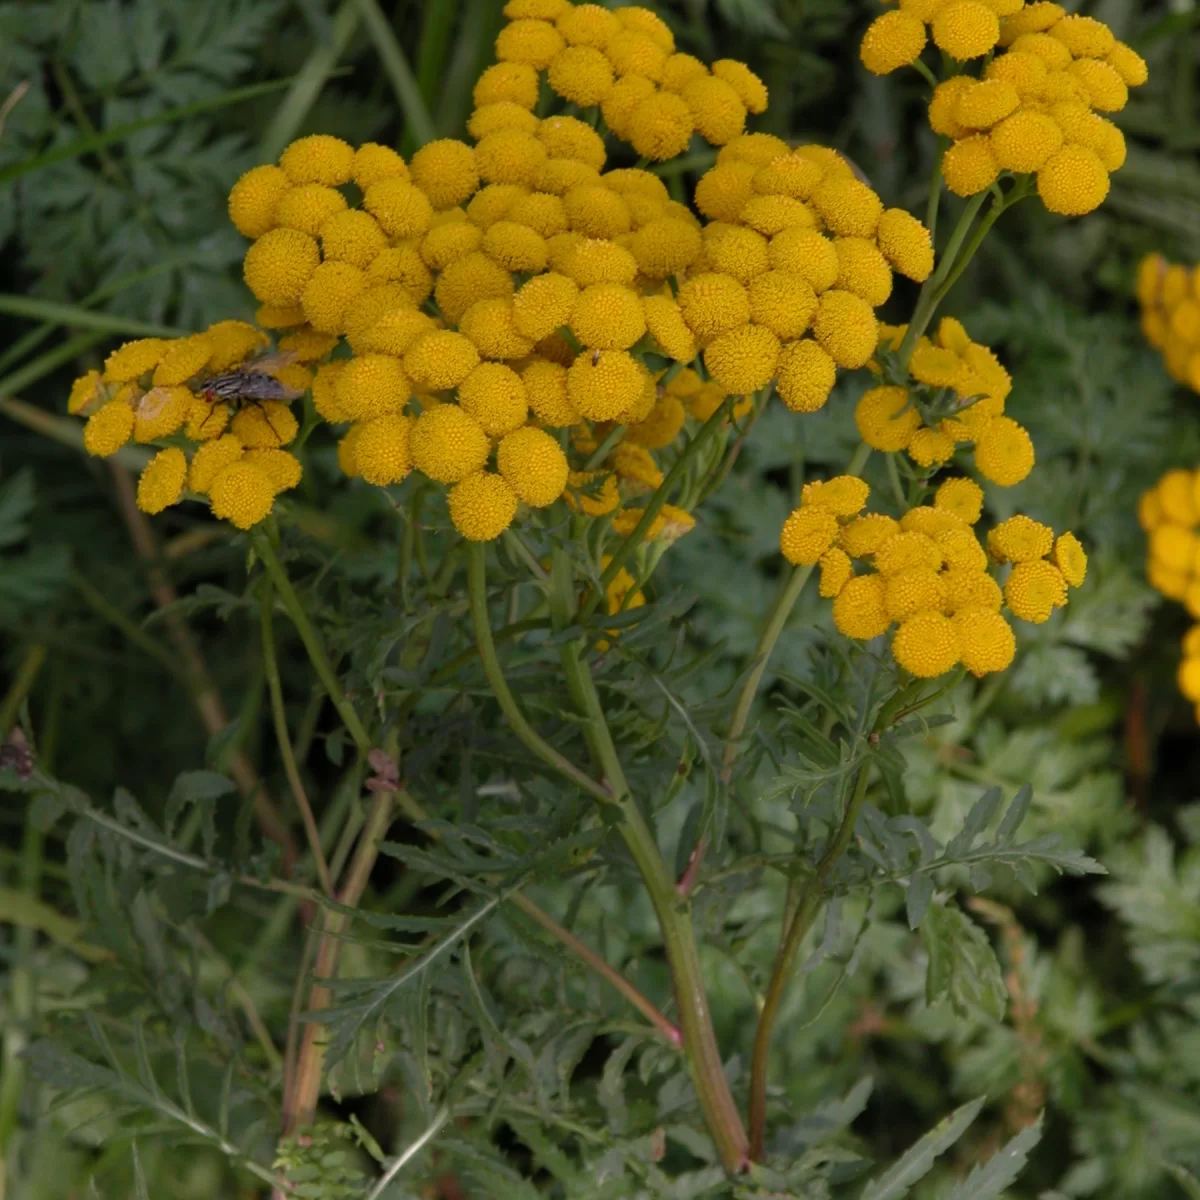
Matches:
[[243, 350, 303, 401]]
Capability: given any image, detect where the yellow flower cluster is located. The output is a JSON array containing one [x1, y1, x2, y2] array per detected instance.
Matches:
[[861, 2, 1146, 217], [488, 1, 767, 163], [1140, 470, 1200, 718], [72, 322, 307, 529], [1139, 468, 1200, 614], [688, 140, 934, 414], [781, 474, 1084, 677], [861, 317, 1034, 486], [1175, 626, 1200, 721], [1136, 253, 1200, 392]]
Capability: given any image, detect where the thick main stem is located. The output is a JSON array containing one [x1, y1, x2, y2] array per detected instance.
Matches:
[[747, 759, 873, 1159], [546, 549, 748, 1173]]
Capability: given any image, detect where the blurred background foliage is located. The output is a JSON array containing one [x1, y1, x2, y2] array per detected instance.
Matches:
[[4, 0, 1200, 1197]]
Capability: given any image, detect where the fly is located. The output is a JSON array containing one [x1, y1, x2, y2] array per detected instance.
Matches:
[[591, 349, 602, 366], [190, 352, 302, 440]]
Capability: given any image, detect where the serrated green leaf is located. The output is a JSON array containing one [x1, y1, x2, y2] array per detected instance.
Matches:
[[859, 1096, 986, 1200]]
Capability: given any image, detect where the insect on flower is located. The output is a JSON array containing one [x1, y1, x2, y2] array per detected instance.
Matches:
[[191, 351, 302, 439]]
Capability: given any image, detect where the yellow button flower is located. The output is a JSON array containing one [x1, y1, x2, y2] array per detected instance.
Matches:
[[627, 91, 694, 161], [1037, 144, 1110, 216], [510, 273, 578, 344], [337, 425, 362, 477], [855, 385, 919, 451], [209, 461, 276, 529], [611, 442, 664, 490], [363, 178, 434, 238], [642, 294, 698, 363], [834, 238, 893, 307], [1004, 559, 1067, 622], [985, 50, 1049, 97], [352, 306, 436, 359], [711, 59, 767, 113], [467, 182, 528, 228], [548, 44, 615, 106], [275, 183, 348, 236], [908, 426, 956, 468], [410, 139, 481, 210], [988, 514, 1054, 562], [813, 289, 877, 369], [768, 227, 839, 292], [885, 568, 947, 622], [1158, 469, 1199, 525], [469, 100, 540, 140], [630, 218, 702, 278], [459, 298, 534, 360], [243, 448, 304, 494], [704, 324, 781, 395], [434, 251, 515, 324], [956, 79, 1020, 130], [936, 527, 989, 574], [900, 506, 965, 539], [680, 76, 747, 146], [206, 320, 269, 371], [703, 223, 770, 285], [352, 413, 415, 486], [538, 114, 608, 170], [228, 164, 291, 238], [928, 77, 977, 138], [243, 227, 321, 305], [627, 393, 685, 448], [695, 162, 757, 222], [558, 236, 638, 286], [556, 3, 621, 47], [833, 574, 891, 639], [748, 271, 818, 340], [600, 74, 658, 140], [892, 610, 961, 677], [300, 261, 366, 334], [935, 477, 984, 524], [133, 385, 191, 442], [571, 283, 647, 350], [876, 530, 943, 576], [474, 60, 541, 109], [811, 176, 883, 239], [482, 220, 549, 272], [230, 400, 298, 449], [1106, 41, 1148, 88], [1054, 531, 1088, 587], [351, 143, 409, 190], [988, 109, 1064, 173], [818, 547, 853, 597], [497, 425, 569, 506], [280, 134, 354, 186], [135, 447, 187, 515], [1048, 13, 1115, 59], [974, 414, 1035, 485], [334, 353, 412, 421], [149, 335, 210, 387], [932, 1, 1000, 60], [564, 184, 632, 238], [953, 607, 1015, 675], [677, 272, 751, 339], [1151, 525, 1197, 574], [860, 9, 928, 75], [661, 52, 709, 93], [566, 469, 621, 516], [839, 513, 900, 557], [255, 303, 306, 330], [67, 369, 103, 416], [780, 505, 840, 565], [942, 567, 1003, 614], [1179, 659, 1200, 704], [1067, 58, 1127, 112], [458, 362, 529, 437], [998, 2, 1066, 45], [802, 475, 869, 517], [777, 339, 837, 413], [412, 405, 491, 483], [567, 349, 645, 420], [405, 330, 484, 392], [942, 134, 1000, 197], [875, 209, 934, 282], [189, 434, 245, 493], [496, 17, 566, 69]]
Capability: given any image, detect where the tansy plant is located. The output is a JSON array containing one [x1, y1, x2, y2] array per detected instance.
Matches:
[[49, 0, 1122, 1194]]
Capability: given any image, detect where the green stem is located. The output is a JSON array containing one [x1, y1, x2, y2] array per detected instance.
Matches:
[[465, 544, 610, 804], [895, 191, 989, 368], [254, 532, 372, 756], [0, 643, 46, 736], [721, 441, 873, 782], [260, 579, 334, 898], [72, 571, 187, 683], [925, 136, 947, 242], [747, 757, 873, 1159], [585, 398, 733, 616], [546, 550, 749, 1174]]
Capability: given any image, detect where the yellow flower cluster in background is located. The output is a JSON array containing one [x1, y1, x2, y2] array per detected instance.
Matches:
[[70, 323, 310, 528], [780, 474, 1085, 677], [690, 137, 933, 414], [1175, 625, 1200, 720], [862, 1, 1146, 216], [1139, 468, 1200, 614], [861, 317, 1034, 486], [1136, 252, 1200, 392], [494, 0, 765, 162]]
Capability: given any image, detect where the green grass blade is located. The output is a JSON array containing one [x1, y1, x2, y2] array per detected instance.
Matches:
[[356, 0, 437, 147], [0, 78, 303, 186], [408, 0, 460, 152], [0, 255, 208, 376], [259, 0, 362, 161], [0, 295, 185, 340], [436, 0, 505, 138], [0, 331, 109, 398]]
